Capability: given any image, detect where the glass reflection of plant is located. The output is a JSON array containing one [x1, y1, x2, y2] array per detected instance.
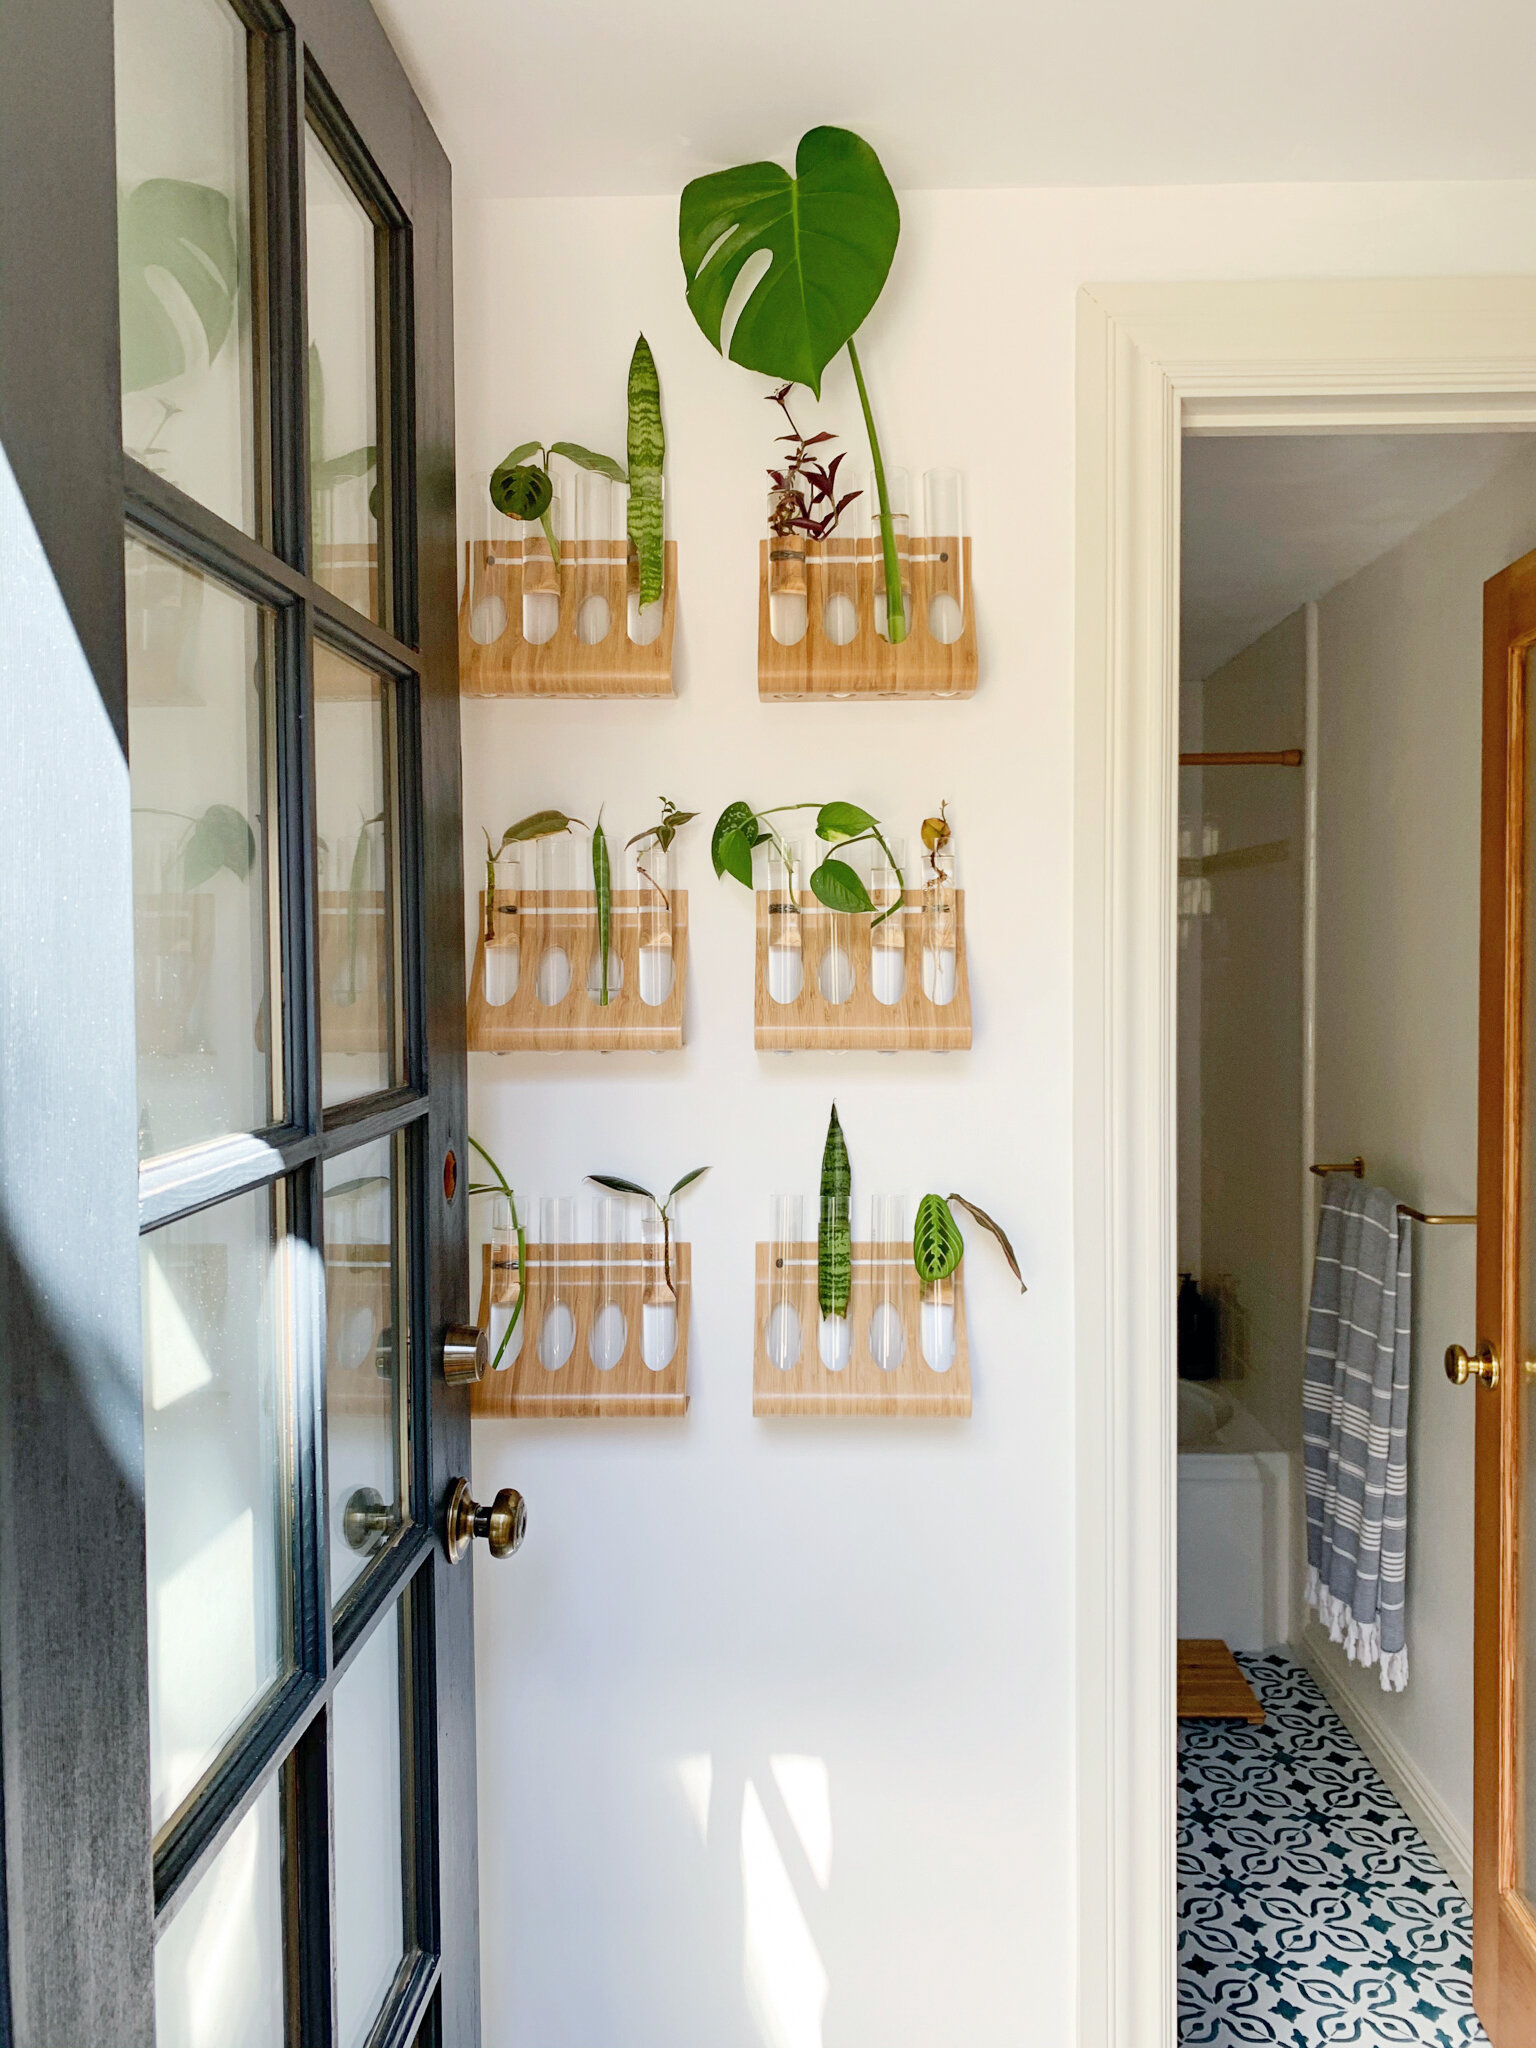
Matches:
[[134, 802, 255, 889], [470, 1137, 525, 1371], [319, 811, 385, 1006], [119, 178, 241, 468], [308, 342, 378, 541]]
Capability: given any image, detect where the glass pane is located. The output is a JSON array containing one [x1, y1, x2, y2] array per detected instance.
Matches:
[[333, 1606, 406, 2048], [1523, 644, 1536, 1898], [306, 125, 381, 620], [143, 1185, 292, 1834], [153, 1777, 284, 2048], [128, 536, 277, 1160], [315, 642, 398, 1104], [115, 0, 255, 532], [325, 1137, 405, 1606]]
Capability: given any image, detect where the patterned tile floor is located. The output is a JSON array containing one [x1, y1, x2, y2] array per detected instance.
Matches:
[[1179, 1653, 1487, 2046]]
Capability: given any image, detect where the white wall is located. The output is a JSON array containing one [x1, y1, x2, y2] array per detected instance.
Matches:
[[1306, 439, 1536, 1881], [456, 184, 1536, 2045]]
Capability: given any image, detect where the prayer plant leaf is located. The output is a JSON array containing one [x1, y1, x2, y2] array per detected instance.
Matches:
[[501, 441, 543, 466], [500, 809, 580, 845], [549, 441, 628, 482], [816, 800, 877, 844], [678, 126, 900, 399], [947, 1193, 1027, 1293], [809, 858, 873, 915], [489, 459, 552, 522], [913, 1193, 964, 1284]]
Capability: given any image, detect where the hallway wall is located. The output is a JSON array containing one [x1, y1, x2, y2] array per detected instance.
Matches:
[[453, 180, 1536, 2043], [1306, 437, 1536, 1888]]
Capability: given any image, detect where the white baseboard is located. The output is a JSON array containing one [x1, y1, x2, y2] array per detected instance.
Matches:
[[1296, 1625, 1472, 1901]]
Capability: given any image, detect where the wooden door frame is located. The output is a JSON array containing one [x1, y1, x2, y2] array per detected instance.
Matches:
[[1074, 277, 1536, 2048], [0, 0, 473, 2040]]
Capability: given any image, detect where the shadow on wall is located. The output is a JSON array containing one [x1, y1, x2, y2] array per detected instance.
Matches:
[[676, 1752, 833, 2048]]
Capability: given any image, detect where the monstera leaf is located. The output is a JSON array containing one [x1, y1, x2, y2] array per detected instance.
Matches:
[[678, 127, 899, 399], [119, 180, 240, 395]]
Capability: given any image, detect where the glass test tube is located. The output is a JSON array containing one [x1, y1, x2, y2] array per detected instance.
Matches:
[[588, 1193, 629, 1371], [868, 466, 912, 643], [487, 1193, 522, 1370], [920, 1269, 957, 1373], [870, 835, 907, 1007], [484, 846, 522, 1006], [766, 841, 804, 1005], [766, 1194, 803, 1371], [816, 887, 855, 1007], [536, 1196, 575, 1370], [574, 469, 614, 648], [821, 534, 859, 647], [518, 479, 562, 646], [467, 469, 512, 647], [584, 820, 623, 1006], [922, 834, 959, 1007], [640, 1205, 678, 1371], [767, 486, 809, 646], [534, 829, 577, 1009], [636, 834, 674, 1006], [817, 1184, 852, 1371], [869, 1194, 907, 1371], [626, 476, 666, 646], [923, 468, 966, 645]]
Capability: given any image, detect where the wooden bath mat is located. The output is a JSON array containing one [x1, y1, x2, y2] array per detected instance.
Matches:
[[1177, 1639, 1265, 1724]]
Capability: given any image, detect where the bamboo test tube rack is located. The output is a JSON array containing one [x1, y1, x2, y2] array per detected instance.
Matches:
[[754, 889, 971, 1052], [757, 536, 976, 700], [471, 1240, 690, 1416], [753, 1243, 971, 1415], [467, 888, 687, 1053], [459, 537, 677, 697]]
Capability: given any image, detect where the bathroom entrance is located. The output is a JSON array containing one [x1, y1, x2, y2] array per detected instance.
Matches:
[[1174, 430, 1536, 2042]]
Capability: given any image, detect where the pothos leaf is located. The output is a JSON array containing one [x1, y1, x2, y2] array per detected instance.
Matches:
[[816, 800, 878, 843], [913, 1193, 964, 1284], [948, 1193, 1026, 1293], [809, 857, 874, 915], [500, 809, 580, 844], [549, 441, 627, 482], [181, 803, 255, 889], [490, 459, 552, 522], [712, 801, 759, 886]]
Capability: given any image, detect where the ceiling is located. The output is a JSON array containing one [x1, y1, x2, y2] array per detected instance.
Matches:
[[373, 0, 1536, 198], [1180, 434, 1535, 684]]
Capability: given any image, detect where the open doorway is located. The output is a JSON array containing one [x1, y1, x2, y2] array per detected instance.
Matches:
[[1173, 430, 1536, 2040]]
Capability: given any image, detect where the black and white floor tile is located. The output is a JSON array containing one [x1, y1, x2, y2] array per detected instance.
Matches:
[[1179, 1653, 1485, 2046]]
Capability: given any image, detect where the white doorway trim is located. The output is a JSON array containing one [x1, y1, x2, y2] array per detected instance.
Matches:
[[1072, 277, 1536, 2048]]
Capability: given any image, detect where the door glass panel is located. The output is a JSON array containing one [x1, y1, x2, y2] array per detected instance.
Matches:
[[1522, 644, 1536, 1898], [115, 0, 255, 533], [128, 535, 277, 1159], [333, 1605, 406, 2048], [324, 1137, 405, 1607], [306, 126, 382, 621], [153, 1777, 285, 2048], [315, 641, 398, 1104], [142, 1184, 293, 1834]]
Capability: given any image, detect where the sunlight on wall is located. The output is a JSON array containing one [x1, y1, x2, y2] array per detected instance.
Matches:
[[769, 1755, 833, 1890], [741, 1779, 829, 2048], [676, 1753, 713, 1845]]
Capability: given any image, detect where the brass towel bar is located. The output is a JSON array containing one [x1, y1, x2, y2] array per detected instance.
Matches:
[[1309, 1159, 1475, 1226], [1179, 749, 1304, 767]]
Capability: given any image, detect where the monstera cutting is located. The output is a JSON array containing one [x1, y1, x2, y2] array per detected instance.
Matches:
[[678, 126, 907, 641]]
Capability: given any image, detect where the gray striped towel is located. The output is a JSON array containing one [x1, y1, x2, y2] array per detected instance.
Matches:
[[1303, 1173, 1413, 1691]]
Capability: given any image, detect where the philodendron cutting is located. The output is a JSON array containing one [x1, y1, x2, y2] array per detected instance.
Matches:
[[679, 127, 907, 640], [469, 1137, 525, 1371]]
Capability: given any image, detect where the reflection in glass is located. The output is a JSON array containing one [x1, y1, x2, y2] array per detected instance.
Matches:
[[154, 1777, 284, 2048], [306, 125, 381, 621], [333, 1608, 405, 2048], [115, 0, 255, 532], [325, 1137, 402, 1607], [129, 537, 277, 1159], [537, 1197, 576, 1370], [315, 642, 397, 1105], [142, 1186, 290, 1833]]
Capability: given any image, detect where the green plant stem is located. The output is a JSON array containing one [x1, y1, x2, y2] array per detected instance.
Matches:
[[846, 336, 906, 644], [469, 1136, 524, 1365], [539, 505, 561, 569]]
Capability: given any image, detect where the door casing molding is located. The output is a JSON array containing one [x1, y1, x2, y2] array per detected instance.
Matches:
[[1073, 276, 1536, 2048]]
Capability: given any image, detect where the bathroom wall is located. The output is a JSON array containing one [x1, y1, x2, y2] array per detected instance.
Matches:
[[453, 181, 1536, 2043], [1195, 609, 1307, 1451], [1306, 438, 1536, 1886]]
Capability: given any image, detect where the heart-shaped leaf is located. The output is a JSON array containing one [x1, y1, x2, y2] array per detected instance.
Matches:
[[549, 441, 628, 483], [809, 858, 873, 915], [712, 801, 759, 887], [678, 126, 900, 399], [119, 179, 240, 394], [816, 800, 877, 844], [181, 803, 254, 889], [490, 460, 553, 523], [913, 1193, 964, 1284]]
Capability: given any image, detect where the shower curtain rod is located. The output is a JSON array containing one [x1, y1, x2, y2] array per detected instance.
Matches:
[[1179, 749, 1304, 767], [1309, 1159, 1475, 1226]]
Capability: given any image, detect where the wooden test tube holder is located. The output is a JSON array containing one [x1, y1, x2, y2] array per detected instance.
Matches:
[[757, 536, 976, 700], [754, 888, 971, 1052], [467, 888, 687, 1052], [471, 1240, 691, 1417], [459, 537, 677, 697], [753, 1243, 971, 1415]]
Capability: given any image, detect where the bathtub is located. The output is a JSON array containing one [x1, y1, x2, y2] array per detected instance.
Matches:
[[1177, 1381, 1292, 1652]]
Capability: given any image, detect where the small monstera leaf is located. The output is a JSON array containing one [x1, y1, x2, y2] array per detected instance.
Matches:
[[913, 1193, 964, 1285], [181, 804, 255, 889], [678, 127, 900, 399], [490, 458, 553, 523], [119, 179, 240, 395]]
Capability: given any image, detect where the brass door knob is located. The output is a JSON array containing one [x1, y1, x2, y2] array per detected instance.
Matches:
[[444, 1476, 526, 1562], [342, 1486, 395, 1556], [1445, 1341, 1500, 1388], [442, 1323, 488, 1386]]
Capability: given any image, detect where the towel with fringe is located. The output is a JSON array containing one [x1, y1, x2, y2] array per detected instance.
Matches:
[[1302, 1173, 1413, 1691]]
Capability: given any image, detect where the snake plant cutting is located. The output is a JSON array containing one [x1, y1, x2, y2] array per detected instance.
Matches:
[[711, 798, 905, 924], [679, 126, 907, 640], [818, 1104, 852, 1319]]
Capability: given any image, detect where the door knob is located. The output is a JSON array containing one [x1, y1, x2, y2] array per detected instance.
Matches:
[[442, 1323, 488, 1385], [1445, 1341, 1500, 1388], [444, 1476, 526, 1562]]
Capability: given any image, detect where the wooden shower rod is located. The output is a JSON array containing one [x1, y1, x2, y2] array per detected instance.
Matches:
[[1179, 749, 1303, 767], [1308, 1159, 1475, 1226]]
